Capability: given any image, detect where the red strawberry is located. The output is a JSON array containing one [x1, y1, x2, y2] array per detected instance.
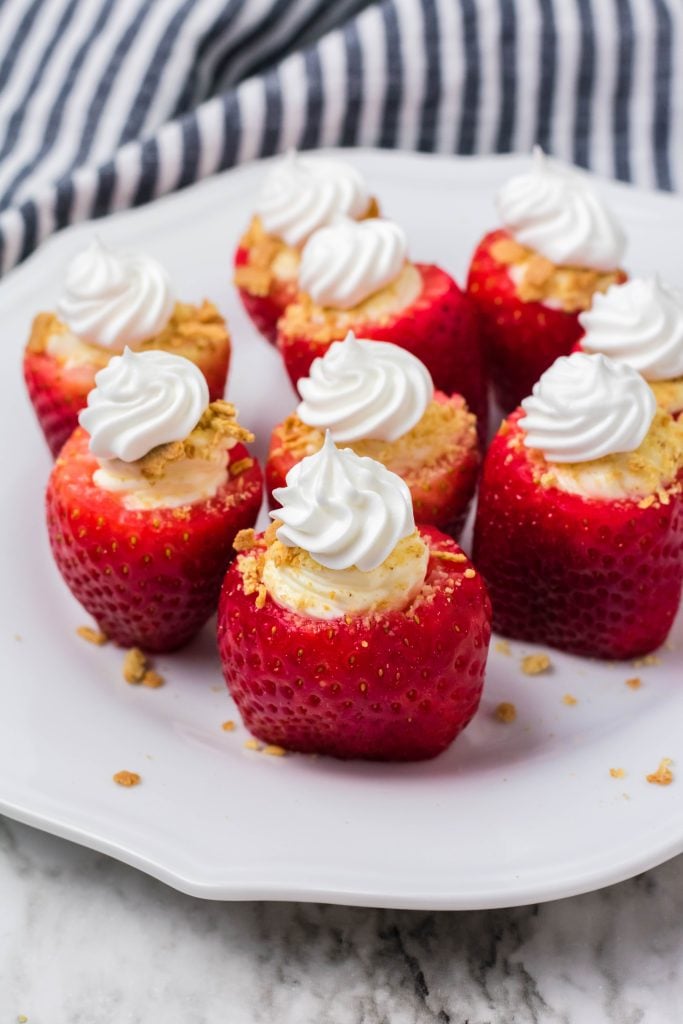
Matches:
[[473, 411, 683, 659], [266, 391, 480, 540], [46, 428, 263, 653], [234, 243, 297, 345], [24, 303, 231, 457], [467, 230, 627, 412], [277, 265, 488, 441], [217, 525, 492, 760]]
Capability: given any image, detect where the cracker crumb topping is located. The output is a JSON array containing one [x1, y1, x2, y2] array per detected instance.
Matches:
[[136, 400, 254, 483], [490, 236, 622, 312]]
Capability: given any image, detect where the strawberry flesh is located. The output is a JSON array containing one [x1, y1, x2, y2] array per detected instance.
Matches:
[[217, 525, 492, 760], [473, 412, 683, 659], [46, 428, 263, 652]]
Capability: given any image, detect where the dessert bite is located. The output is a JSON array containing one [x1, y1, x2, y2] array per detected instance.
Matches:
[[277, 215, 487, 435], [473, 352, 683, 659], [577, 276, 683, 417], [234, 151, 378, 343], [46, 348, 262, 653], [266, 332, 479, 538], [217, 436, 491, 760], [467, 147, 626, 412], [24, 239, 231, 457]]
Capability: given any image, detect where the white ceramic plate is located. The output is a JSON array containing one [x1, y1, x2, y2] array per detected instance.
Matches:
[[1, 150, 682, 910]]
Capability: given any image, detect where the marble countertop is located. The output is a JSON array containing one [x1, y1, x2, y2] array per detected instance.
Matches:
[[1, 818, 682, 1023]]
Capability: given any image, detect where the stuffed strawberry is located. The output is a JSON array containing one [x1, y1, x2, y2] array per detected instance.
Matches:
[[46, 348, 262, 653], [575, 276, 683, 418], [234, 151, 379, 343], [267, 332, 479, 539], [24, 239, 231, 457], [473, 353, 683, 659], [467, 148, 626, 412], [218, 436, 491, 760], [276, 216, 487, 438]]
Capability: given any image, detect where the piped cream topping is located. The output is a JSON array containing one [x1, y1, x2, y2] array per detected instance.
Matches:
[[299, 217, 407, 309], [296, 332, 433, 442], [79, 347, 209, 462], [496, 147, 626, 271], [256, 151, 371, 247], [579, 277, 683, 381], [57, 239, 175, 350], [520, 352, 656, 463], [271, 433, 417, 570]]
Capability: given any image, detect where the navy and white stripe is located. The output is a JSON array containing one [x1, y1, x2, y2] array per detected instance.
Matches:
[[0, 0, 681, 274]]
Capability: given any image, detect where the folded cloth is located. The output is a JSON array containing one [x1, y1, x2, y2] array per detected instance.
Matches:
[[0, 0, 680, 273]]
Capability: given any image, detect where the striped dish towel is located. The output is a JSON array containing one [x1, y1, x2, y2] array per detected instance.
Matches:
[[1, 0, 680, 274]]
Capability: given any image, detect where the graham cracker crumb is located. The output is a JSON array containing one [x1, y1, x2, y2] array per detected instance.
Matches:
[[123, 647, 148, 684], [495, 639, 511, 656], [229, 456, 254, 477], [432, 550, 468, 563], [77, 625, 108, 646], [521, 653, 552, 676], [113, 770, 141, 787], [263, 744, 287, 757], [646, 758, 674, 786], [626, 677, 642, 690], [233, 528, 257, 552], [494, 701, 517, 723], [244, 738, 262, 751], [562, 693, 578, 706], [221, 720, 236, 732], [609, 767, 626, 779], [17, 1015, 28, 1023], [142, 669, 164, 689], [638, 494, 656, 510], [463, 568, 476, 579]]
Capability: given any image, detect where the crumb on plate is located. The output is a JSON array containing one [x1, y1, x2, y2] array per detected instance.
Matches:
[[646, 758, 674, 786], [122, 647, 148, 684], [494, 639, 511, 656], [77, 625, 108, 646], [264, 744, 287, 757], [562, 693, 578, 706], [244, 738, 262, 751], [625, 676, 642, 690], [494, 701, 517, 723], [609, 767, 626, 779], [142, 669, 164, 689], [221, 720, 236, 732], [521, 653, 552, 675], [113, 770, 141, 787]]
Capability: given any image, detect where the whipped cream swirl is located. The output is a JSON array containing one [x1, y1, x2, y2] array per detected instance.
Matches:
[[271, 432, 416, 570], [79, 347, 209, 462], [57, 238, 175, 350], [297, 332, 433, 442], [496, 147, 626, 271], [519, 352, 656, 462], [579, 277, 683, 381], [257, 151, 371, 247], [299, 217, 407, 309]]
